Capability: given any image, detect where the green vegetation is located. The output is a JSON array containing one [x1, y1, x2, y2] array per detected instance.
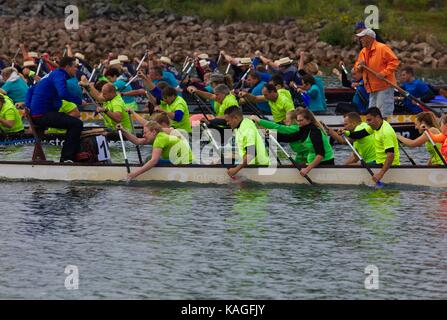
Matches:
[[115, 0, 447, 44]]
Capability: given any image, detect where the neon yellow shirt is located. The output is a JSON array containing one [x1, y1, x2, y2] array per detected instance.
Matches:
[[214, 94, 239, 117], [152, 131, 192, 164], [160, 96, 192, 133], [353, 122, 376, 163], [0, 96, 24, 133], [235, 118, 270, 165], [365, 120, 400, 165], [102, 95, 132, 131], [268, 90, 295, 123]]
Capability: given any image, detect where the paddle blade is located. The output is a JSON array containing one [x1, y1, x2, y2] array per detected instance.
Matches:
[[376, 181, 384, 188]]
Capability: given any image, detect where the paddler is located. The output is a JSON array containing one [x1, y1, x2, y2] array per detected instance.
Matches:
[[224, 106, 270, 178], [276, 108, 334, 177], [118, 121, 193, 180], [343, 107, 400, 183], [239, 83, 294, 124], [155, 86, 192, 133], [0, 94, 24, 134], [250, 108, 308, 164], [81, 81, 132, 131], [422, 114, 447, 163], [397, 112, 444, 165], [324, 112, 376, 165]]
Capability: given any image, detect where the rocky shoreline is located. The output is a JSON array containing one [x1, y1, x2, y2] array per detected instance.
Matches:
[[0, 1, 446, 69]]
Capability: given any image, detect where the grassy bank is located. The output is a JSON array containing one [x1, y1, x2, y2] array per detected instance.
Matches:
[[111, 0, 447, 45]]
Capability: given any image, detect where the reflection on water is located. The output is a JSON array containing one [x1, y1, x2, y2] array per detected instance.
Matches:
[[1, 181, 447, 299]]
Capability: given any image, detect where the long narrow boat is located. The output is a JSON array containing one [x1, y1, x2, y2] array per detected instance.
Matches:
[[0, 161, 446, 188]]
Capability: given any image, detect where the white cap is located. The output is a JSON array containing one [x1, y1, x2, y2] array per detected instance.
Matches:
[[237, 57, 252, 66], [198, 53, 209, 60], [159, 56, 172, 65], [356, 28, 376, 39], [74, 52, 85, 60], [274, 57, 294, 66], [23, 60, 36, 67], [199, 59, 210, 68], [109, 59, 122, 66], [118, 55, 129, 62]]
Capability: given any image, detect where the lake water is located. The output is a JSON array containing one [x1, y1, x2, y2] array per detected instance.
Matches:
[[1, 143, 447, 299]]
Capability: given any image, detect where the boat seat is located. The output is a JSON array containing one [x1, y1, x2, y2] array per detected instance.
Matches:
[[23, 108, 46, 161]]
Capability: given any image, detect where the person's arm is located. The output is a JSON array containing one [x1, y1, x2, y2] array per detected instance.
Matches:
[[121, 89, 146, 97], [258, 118, 299, 134], [128, 148, 162, 179], [300, 128, 326, 176], [128, 109, 148, 126], [187, 86, 216, 101], [325, 126, 346, 145], [118, 125, 147, 145], [105, 106, 123, 123], [68, 108, 81, 118], [397, 133, 428, 147], [345, 128, 370, 140], [298, 51, 305, 71], [239, 92, 266, 103], [373, 151, 394, 183], [0, 88, 6, 95], [277, 127, 306, 142], [344, 153, 359, 165], [86, 82, 106, 103], [227, 145, 255, 177], [0, 110, 16, 128], [306, 86, 319, 99]]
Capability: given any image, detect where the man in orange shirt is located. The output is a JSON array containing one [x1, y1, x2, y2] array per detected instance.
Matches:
[[355, 28, 400, 118]]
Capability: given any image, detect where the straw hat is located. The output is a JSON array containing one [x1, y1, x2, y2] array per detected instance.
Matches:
[[199, 59, 210, 68], [109, 59, 122, 66], [237, 57, 252, 66], [118, 55, 129, 62], [28, 52, 39, 58], [198, 53, 209, 60], [23, 60, 36, 68], [159, 56, 172, 65], [274, 57, 294, 66], [74, 52, 85, 60]]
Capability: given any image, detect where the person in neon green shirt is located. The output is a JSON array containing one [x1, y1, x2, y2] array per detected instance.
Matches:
[[0, 94, 24, 134], [224, 106, 269, 178], [277, 108, 334, 177], [84, 82, 132, 131], [187, 83, 239, 118], [240, 83, 294, 123], [155, 86, 192, 133], [345, 107, 400, 183], [397, 111, 444, 165], [250, 108, 309, 164], [324, 112, 376, 164], [118, 121, 192, 180]]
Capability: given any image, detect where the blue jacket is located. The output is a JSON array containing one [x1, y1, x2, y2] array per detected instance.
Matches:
[[401, 79, 431, 113], [28, 69, 82, 116]]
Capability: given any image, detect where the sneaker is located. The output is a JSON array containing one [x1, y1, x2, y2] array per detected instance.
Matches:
[[62, 160, 74, 164]]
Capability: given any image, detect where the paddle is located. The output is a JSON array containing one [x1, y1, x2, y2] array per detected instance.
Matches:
[[362, 65, 441, 117], [398, 141, 417, 165], [118, 129, 131, 174], [268, 132, 313, 184], [33, 59, 43, 84], [424, 129, 447, 167], [128, 110, 143, 165], [341, 134, 383, 187], [11, 47, 20, 68], [23, 108, 46, 161], [135, 52, 148, 74], [123, 74, 139, 89]]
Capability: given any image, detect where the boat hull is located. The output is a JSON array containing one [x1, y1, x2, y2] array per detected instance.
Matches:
[[0, 162, 446, 188]]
